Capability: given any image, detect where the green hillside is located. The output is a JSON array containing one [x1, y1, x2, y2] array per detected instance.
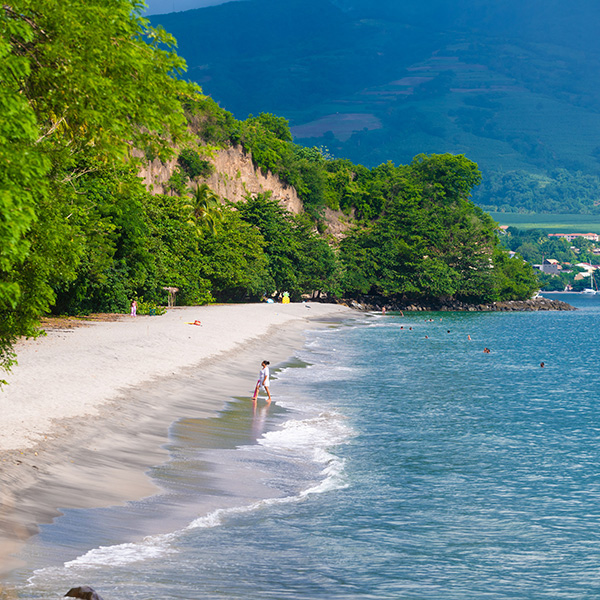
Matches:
[[151, 0, 600, 214]]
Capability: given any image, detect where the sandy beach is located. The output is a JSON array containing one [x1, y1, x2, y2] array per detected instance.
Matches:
[[0, 302, 353, 578]]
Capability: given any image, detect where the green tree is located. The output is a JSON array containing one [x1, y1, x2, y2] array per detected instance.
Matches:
[[340, 154, 535, 302], [247, 113, 293, 142], [236, 193, 300, 294], [184, 183, 223, 234], [409, 153, 482, 205], [51, 165, 156, 315], [143, 193, 214, 306], [0, 10, 50, 377], [196, 210, 268, 301], [490, 248, 539, 300], [236, 192, 340, 299], [178, 148, 214, 180], [0, 0, 198, 374]]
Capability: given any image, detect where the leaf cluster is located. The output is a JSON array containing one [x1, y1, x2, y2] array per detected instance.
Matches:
[[0, 0, 196, 372], [338, 154, 539, 302]]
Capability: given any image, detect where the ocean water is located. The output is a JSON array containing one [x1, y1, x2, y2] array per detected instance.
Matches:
[[9, 294, 600, 599]]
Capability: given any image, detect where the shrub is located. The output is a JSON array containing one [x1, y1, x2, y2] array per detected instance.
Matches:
[[178, 148, 214, 179], [135, 297, 166, 316]]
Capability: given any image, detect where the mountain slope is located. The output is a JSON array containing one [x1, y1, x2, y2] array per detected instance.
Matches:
[[152, 0, 600, 213]]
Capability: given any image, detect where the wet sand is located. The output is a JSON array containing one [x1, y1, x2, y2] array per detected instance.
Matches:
[[0, 303, 352, 578]]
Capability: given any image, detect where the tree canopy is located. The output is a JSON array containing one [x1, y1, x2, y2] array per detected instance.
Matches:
[[0, 0, 194, 374], [0, 0, 541, 378]]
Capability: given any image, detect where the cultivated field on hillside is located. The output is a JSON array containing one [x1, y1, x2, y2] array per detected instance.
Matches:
[[489, 212, 600, 233]]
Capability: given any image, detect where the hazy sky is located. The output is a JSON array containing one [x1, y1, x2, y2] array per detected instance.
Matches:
[[144, 0, 239, 15]]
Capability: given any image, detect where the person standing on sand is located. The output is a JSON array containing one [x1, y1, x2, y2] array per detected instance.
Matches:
[[130, 300, 137, 317], [253, 360, 272, 403]]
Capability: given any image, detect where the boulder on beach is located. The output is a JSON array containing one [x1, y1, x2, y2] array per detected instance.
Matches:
[[65, 586, 104, 600]]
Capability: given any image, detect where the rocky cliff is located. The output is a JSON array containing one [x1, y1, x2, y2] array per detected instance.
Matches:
[[138, 144, 303, 214], [137, 144, 352, 237]]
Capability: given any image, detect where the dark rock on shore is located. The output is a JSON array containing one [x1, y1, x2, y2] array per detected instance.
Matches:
[[339, 296, 576, 313], [65, 587, 104, 600]]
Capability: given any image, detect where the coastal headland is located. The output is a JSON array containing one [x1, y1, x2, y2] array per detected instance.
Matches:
[[0, 302, 352, 577]]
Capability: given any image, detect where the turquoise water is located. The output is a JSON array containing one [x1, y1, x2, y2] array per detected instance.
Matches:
[[12, 294, 600, 599]]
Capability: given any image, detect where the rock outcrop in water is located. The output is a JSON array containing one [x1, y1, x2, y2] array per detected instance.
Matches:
[[340, 296, 576, 312]]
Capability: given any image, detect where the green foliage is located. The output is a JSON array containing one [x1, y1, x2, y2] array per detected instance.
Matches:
[[142, 193, 266, 304], [246, 113, 293, 142], [183, 183, 223, 234], [0, 0, 545, 380], [196, 210, 268, 301], [135, 298, 166, 316], [501, 227, 598, 264], [498, 225, 600, 292], [50, 165, 155, 315], [489, 248, 540, 301], [167, 166, 190, 195], [183, 97, 387, 222], [339, 155, 538, 302], [143, 193, 214, 306], [409, 154, 483, 204], [475, 169, 600, 214], [236, 193, 339, 299], [0, 9, 50, 374], [184, 95, 239, 146], [0, 0, 198, 373], [178, 148, 214, 180], [20, 0, 192, 165]]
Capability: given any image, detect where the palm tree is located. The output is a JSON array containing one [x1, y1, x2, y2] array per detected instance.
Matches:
[[183, 183, 223, 235]]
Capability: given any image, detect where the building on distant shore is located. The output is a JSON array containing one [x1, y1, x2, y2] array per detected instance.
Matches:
[[537, 258, 562, 275], [575, 262, 599, 273], [548, 232, 600, 242]]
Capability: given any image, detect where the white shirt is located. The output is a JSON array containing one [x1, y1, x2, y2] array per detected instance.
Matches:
[[259, 366, 270, 386]]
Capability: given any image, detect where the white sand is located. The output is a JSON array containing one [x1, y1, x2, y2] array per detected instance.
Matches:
[[0, 303, 352, 452]]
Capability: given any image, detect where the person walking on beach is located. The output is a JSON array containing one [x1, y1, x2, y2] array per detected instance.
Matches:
[[253, 360, 272, 403], [130, 300, 137, 317]]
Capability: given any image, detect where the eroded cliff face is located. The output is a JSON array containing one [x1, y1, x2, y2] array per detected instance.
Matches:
[[137, 143, 352, 238], [138, 144, 303, 214]]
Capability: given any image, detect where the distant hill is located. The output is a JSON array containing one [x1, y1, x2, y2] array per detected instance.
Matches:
[[152, 0, 600, 214]]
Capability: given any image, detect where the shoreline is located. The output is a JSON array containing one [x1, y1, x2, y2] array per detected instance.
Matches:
[[338, 295, 576, 312], [0, 302, 354, 578]]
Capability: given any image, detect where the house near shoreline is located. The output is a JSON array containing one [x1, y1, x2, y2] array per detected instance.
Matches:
[[538, 258, 561, 275], [535, 258, 599, 278], [575, 262, 599, 273]]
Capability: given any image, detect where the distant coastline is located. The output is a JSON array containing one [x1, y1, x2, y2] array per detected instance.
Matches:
[[339, 296, 576, 312]]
